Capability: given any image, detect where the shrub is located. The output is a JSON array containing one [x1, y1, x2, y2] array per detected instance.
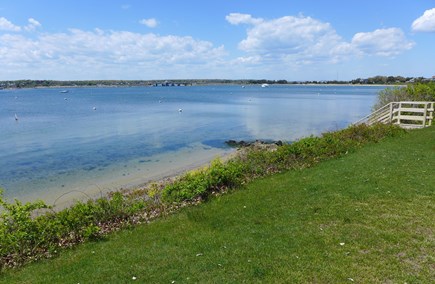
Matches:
[[0, 190, 149, 269], [206, 159, 244, 190], [406, 82, 435, 101], [373, 82, 435, 110], [162, 158, 245, 202], [163, 170, 209, 201]]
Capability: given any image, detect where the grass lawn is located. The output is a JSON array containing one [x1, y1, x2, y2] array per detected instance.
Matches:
[[1, 126, 434, 283]]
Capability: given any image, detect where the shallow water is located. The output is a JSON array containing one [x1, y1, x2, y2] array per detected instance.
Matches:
[[0, 85, 383, 204]]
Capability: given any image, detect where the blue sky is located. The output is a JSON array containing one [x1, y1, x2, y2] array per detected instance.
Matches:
[[0, 0, 434, 81]]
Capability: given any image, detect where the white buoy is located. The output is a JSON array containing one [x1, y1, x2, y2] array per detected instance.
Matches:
[[14, 113, 18, 121], [93, 106, 97, 110], [178, 108, 183, 113]]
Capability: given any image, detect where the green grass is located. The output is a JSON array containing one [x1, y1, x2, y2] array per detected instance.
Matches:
[[1, 126, 434, 283]]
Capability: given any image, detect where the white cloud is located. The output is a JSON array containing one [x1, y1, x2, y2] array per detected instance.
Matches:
[[351, 28, 414, 56], [0, 17, 21, 32], [0, 17, 41, 32], [412, 8, 435, 32], [140, 18, 158, 28], [0, 13, 418, 80], [0, 28, 226, 79], [24, 18, 41, 31], [226, 13, 414, 67], [226, 14, 354, 65], [226, 13, 263, 25], [240, 16, 339, 53]]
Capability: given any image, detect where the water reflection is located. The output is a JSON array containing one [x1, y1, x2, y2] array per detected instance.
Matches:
[[243, 91, 377, 141]]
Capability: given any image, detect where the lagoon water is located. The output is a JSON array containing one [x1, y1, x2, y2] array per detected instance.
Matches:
[[0, 85, 384, 205]]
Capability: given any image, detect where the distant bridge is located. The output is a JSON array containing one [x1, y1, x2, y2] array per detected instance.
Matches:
[[354, 101, 434, 129]]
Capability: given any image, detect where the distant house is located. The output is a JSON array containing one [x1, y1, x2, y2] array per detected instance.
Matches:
[[432, 76, 435, 81]]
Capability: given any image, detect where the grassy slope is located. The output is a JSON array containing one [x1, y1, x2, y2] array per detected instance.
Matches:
[[1, 126, 434, 283]]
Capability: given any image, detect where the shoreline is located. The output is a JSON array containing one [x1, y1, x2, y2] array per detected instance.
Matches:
[[19, 146, 236, 211], [0, 83, 400, 91]]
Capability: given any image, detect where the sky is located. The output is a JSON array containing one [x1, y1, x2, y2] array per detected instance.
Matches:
[[0, 0, 434, 81]]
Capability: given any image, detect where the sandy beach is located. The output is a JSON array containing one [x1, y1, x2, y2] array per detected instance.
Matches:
[[21, 144, 235, 210]]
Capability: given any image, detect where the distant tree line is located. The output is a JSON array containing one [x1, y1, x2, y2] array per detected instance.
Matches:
[[350, 76, 429, 85], [1, 76, 434, 89]]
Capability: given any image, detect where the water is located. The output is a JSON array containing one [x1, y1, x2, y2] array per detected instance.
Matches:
[[0, 85, 384, 204]]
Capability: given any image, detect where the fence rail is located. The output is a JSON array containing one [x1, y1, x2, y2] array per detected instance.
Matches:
[[354, 101, 434, 129]]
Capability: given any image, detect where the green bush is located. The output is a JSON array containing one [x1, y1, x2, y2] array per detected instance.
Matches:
[[0, 190, 150, 269], [373, 82, 435, 110], [163, 170, 209, 201], [162, 158, 245, 202], [0, 193, 50, 266], [406, 82, 435, 101], [206, 159, 244, 190]]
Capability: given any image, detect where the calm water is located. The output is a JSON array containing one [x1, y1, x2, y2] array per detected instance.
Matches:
[[0, 85, 384, 203]]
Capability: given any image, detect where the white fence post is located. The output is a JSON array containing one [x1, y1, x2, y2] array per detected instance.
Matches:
[[390, 102, 394, 123], [428, 102, 433, 126], [423, 103, 428, 128]]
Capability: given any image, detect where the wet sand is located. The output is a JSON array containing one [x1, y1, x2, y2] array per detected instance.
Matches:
[[16, 144, 234, 210]]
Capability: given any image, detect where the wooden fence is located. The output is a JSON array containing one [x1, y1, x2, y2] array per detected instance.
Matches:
[[354, 101, 434, 129]]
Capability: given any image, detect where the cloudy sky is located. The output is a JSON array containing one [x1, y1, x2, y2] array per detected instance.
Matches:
[[0, 0, 434, 81]]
